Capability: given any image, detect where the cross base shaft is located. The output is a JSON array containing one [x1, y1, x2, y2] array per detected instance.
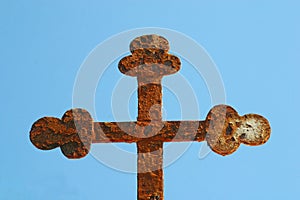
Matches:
[[137, 140, 163, 200]]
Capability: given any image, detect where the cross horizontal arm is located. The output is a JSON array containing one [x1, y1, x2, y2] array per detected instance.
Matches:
[[94, 121, 206, 143], [30, 105, 270, 159]]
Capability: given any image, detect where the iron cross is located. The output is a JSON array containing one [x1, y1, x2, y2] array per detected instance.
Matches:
[[30, 34, 271, 200]]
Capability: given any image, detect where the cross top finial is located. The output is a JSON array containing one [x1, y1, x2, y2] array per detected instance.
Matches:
[[129, 34, 169, 52], [118, 34, 180, 78]]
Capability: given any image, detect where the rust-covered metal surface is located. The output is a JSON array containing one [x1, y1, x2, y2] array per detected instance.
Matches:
[[30, 34, 271, 200]]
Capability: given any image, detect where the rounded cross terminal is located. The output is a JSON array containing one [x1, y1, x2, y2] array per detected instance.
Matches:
[[30, 109, 93, 159], [118, 34, 181, 79], [130, 34, 169, 52]]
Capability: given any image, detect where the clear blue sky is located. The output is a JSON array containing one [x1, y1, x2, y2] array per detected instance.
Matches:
[[1, 0, 300, 199]]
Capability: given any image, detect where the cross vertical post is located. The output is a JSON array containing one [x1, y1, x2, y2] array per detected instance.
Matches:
[[29, 34, 271, 200], [118, 35, 181, 200]]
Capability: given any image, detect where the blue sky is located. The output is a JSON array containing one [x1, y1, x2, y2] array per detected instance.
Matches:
[[1, 0, 300, 199]]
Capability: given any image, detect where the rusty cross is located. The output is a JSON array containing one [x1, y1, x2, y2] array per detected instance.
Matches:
[[30, 35, 271, 200]]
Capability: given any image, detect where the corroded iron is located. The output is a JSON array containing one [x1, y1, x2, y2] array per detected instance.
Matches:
[[30, 34, 271, 200]]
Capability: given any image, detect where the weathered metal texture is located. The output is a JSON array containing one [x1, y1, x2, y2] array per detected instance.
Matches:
[[119, 34, 180, 124], [29, 34, 271, 200], [120, 35, 182, 200], [205, 105, 271, 156], [30, 109, 93, 159], [30, 108, 270, 155], [137, 140, 163, 200], [96, 121, 206, 143]]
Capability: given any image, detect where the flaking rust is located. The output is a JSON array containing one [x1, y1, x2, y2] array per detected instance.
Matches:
[[30, 34, 271, 200]]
